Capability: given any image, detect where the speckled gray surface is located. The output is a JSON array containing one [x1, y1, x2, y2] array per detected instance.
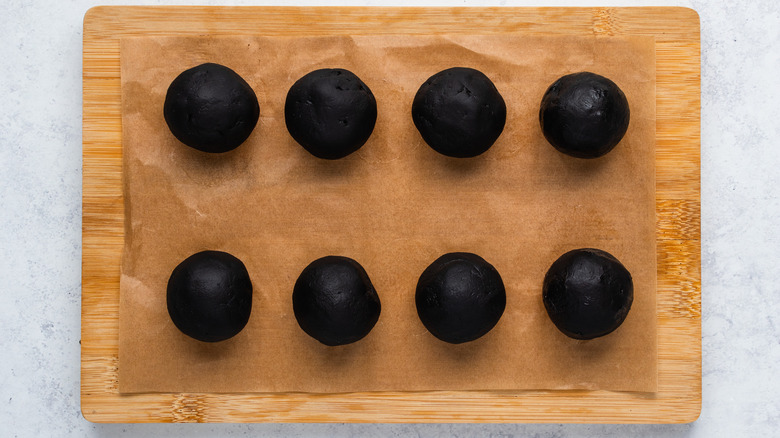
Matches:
[[1, 0, 777, 436]]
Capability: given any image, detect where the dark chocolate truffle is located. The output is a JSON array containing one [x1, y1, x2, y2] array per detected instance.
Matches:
[[412, 67, 506, 158], [164, 63, 260, 153], [415, 252, 506, 344], [292, 256, 381, 346], [284, 69, 377, 159], [542, 248, 633, 340], [167, 250, 253, 342], [539, 72, 630, 158]]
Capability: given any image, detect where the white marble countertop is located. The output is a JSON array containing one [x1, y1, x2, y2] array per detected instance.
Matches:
[[1, 0, 777, 436]]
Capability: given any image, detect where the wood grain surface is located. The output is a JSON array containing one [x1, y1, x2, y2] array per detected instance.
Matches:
[[82, 6, 701, 423]]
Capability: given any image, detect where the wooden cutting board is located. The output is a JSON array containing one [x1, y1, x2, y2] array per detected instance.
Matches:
[[82, 6, 700, 423]]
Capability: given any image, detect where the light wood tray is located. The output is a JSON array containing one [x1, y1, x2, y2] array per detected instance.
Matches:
[[82, 6, 701, 423]]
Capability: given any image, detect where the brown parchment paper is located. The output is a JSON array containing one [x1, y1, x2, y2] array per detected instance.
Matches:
[[119, 34, 657, 393]]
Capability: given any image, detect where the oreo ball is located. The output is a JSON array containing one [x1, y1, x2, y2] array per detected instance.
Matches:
[[542, 248, 633, 340], [167, 250, 253, 342], [163, 63, 260, 153], [539, 72, 630, 158], [285, 69, 377, 159], [415, 252, 506, 344], [412, 67, 506, 158], [292, 256, 381, 346]]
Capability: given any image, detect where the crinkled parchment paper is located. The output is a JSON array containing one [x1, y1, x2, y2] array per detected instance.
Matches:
[[119, 34, 656, 393]]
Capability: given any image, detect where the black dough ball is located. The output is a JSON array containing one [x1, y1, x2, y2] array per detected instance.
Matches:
[[284, 69, 377, 159], [542, 248, 633, 340], [412, 67, 506, 158], [167, 250, 253, 342], [539, 71, 630, 159], [415, 252, 506, 344], [292, 256, 381, 346], [164, 63, 260, 153]]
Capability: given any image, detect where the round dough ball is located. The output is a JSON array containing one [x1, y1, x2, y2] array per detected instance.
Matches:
[[415, 252, 506, 344], [167, 250, 253, 342], [284, 69, 377, 159], [292, 256, 381, 346], [542, 248, 633, 340], [412, 67, 506, 158], [539, 72, 630, 158], [163, 63, 260, 153]]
